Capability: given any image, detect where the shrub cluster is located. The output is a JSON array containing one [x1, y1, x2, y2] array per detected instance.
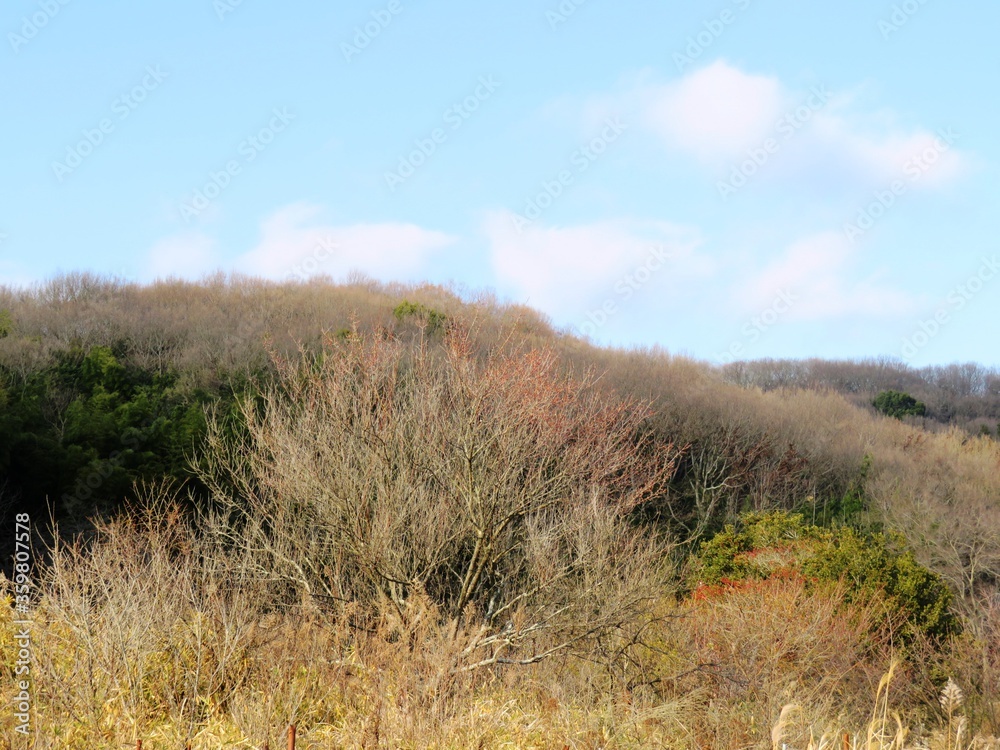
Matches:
[[687, 510, 955, 643]]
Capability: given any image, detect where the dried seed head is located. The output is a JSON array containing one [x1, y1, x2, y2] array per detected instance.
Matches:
[[940, 678, 964, 714], [771, 703, 799, 749]]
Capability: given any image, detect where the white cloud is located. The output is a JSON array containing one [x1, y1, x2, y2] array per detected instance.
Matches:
[[237, 203, 456, 280], [145, 204, 457, 284], [145, 232, 219, 280], [797, 113, 965, 190], [642, 60, 785, 161], [484, 210, 710, 316], [597, 60, 967, 191], [736, 231, 916, 319]]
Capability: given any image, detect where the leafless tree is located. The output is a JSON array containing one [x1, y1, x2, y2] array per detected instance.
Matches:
[[197, 327, 681, 670]]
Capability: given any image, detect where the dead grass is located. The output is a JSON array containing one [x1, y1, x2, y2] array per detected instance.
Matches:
[[1, 515, 990, 748]]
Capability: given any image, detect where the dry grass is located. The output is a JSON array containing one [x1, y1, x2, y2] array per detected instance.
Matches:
[[2, 513, 991, 748]]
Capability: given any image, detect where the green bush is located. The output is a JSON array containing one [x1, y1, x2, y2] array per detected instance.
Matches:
[[392, 300, 447, 333], [688, 510, 955, 643], [873, 389, 927, 419]]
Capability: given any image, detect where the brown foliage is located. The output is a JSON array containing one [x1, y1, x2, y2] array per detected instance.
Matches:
[[198, 326, 681, 670]]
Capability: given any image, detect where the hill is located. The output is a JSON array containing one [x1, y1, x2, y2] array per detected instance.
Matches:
[[2, 273, 999, 747]]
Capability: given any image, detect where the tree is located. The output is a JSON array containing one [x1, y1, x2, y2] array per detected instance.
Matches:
[[873, 389, 926, 419], [199, 328, 681, 669]]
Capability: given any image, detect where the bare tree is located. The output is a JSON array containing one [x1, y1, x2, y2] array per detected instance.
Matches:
[[198, 327, 681, 669]]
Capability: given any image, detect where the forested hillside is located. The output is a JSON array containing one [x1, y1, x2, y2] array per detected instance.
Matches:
[[723, 358, 1000, 435], [2, 274, 999, 748]]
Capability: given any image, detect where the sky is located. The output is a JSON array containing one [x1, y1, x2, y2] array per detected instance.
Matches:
[[2, 0, 998, 366]]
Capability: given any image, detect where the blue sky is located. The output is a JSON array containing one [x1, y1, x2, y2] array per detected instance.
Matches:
[[2, 0, 998, 366]]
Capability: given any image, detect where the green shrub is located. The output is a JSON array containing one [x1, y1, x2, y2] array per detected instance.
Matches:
[[0, 308, 12, 338], [392, 300, 447, 333], [873, 389, 927, 419], [688, 510, 955, 643]]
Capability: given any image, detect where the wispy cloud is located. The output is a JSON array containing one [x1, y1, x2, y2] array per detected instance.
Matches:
[[735, 230, 916, 320], [146, 232, 219, 280], [145, 203, 457, 282], [584, 60, 968, 194], [484, 210, 709, 316], [237, 203, 456, 280]]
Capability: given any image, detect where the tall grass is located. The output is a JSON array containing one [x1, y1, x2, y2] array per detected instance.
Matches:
[[2, 507, 986, 747]]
